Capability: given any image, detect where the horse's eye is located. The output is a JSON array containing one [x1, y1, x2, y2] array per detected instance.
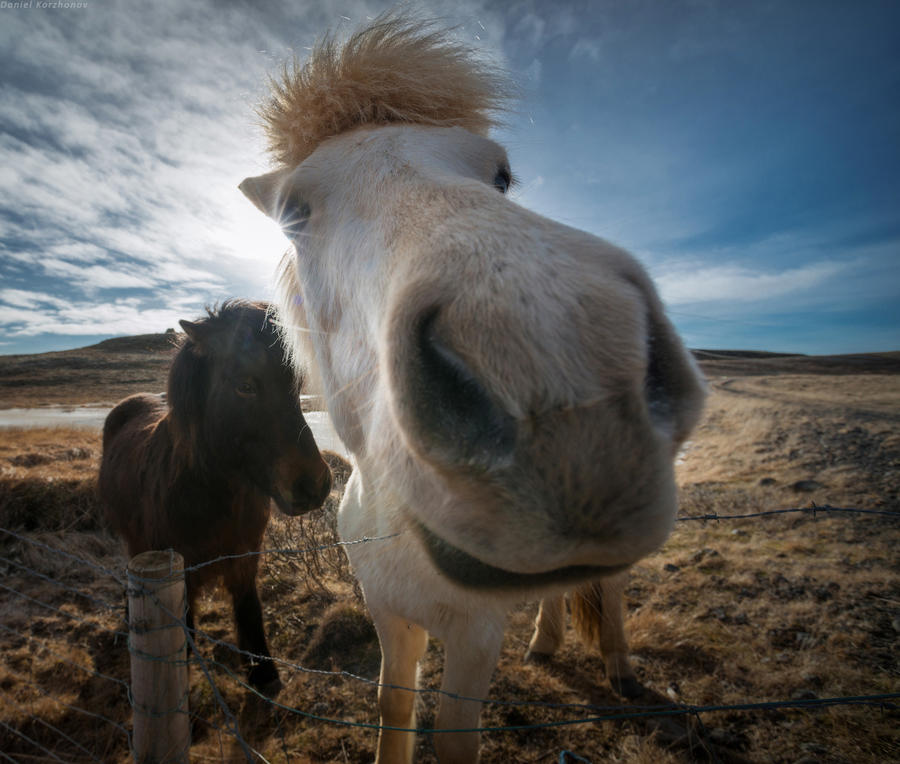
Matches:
[[493, 167, 512, 194], [280, 192, 311, 239], [236, 380, 258, 397]]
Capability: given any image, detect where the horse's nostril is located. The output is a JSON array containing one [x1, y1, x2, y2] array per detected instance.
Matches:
[[291, 467, 332, 510], [643, 316, 707, 444], [405, 308, 517, 470], [644, 329, 673, 428]]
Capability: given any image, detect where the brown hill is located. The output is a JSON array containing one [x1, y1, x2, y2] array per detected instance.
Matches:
[[693, 349, 900, 376], [2, 335, 899, 408], [0, 333, 178, 408]]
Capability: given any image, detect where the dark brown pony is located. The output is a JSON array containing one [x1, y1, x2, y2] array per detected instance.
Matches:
[[99, 300, 331, 695]]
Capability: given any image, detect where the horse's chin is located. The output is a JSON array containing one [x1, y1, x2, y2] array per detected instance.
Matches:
[[271, 491, 314, 517], [412, 519, 629, 590]]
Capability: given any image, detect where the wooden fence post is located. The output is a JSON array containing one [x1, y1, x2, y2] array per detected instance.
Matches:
[[127, 549, 191, 763]]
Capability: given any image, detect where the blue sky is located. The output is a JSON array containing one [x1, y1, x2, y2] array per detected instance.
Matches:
[[1, 0, 898, 356]]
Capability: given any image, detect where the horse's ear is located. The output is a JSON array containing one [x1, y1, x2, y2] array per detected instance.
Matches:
[[239, 169, 290, 221], [179, 319, 212, 348]]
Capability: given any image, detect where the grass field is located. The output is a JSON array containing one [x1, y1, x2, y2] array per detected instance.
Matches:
[[0, 341, 898, 762]]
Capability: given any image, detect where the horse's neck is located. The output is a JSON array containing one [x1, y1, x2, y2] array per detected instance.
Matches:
[[155, 414, 224, 492]]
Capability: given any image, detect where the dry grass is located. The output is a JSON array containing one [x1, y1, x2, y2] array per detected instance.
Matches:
[[0, 369, 898, 762]]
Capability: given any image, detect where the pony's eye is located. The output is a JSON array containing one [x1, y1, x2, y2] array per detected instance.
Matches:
[[279, 192, 311, 239], [493, 167, 512, 194], [236, 380, 258, 397]]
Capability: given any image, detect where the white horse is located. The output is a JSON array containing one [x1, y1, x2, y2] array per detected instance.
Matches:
[[240, 15, 705, 763]]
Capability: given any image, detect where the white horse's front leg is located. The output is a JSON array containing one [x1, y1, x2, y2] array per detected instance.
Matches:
[[433, 619, 504, 764], [373, 611, 429, 764]]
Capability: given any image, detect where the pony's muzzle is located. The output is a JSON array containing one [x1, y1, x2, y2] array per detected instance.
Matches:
[[272, 458, 332, 516], [291, 465, 332, 514]]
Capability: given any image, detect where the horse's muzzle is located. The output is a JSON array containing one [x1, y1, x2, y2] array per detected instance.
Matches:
[[279, 465, 333, 516]]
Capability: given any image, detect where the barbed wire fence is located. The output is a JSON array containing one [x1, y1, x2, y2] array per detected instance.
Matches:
[[1, 505, 898, 762]]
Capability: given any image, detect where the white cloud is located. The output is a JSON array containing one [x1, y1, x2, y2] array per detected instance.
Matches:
[[655, 261, 846, 306], [570, 37, 601, 61], [1, 290, 213, 338], [0, 289, 69, 310], [41, 259, 157, 290], [44, 242, 108, 262]]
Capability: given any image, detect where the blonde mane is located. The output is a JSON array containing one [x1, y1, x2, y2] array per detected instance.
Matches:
[[259, 14, 513, 167]]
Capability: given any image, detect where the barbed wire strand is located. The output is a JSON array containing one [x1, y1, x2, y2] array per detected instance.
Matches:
[[8, 504, 885, 592], [0, 524, 400, 584], [177, 532, 402, 577], [676, 504, 899, 521], [2, 507, 894, 597], [559, 751, 593, 764], [688, 708, 723, 764]]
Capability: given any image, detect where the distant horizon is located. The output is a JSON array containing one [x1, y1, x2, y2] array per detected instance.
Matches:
[[1, 1, 898, 356], [4, 328, 898, 360]]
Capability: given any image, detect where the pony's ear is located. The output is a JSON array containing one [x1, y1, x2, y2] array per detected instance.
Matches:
[[179, 319, 212, 348], [239, 169, 290, 221]]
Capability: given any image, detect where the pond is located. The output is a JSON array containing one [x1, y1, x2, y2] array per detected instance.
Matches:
[[0, 403, 348, 456]]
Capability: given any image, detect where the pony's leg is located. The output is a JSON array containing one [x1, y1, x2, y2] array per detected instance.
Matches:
[[596, 573, 641, 698], [433, 619, 504, 764], [570, 573, 641, 698], [224, 558, 281, 696], [373, 611, 428, 764], [525, 594, 566, 659]]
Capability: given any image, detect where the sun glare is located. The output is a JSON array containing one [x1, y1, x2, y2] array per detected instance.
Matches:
[[226, 196, 291, 262], [212, 190, 293, 294]]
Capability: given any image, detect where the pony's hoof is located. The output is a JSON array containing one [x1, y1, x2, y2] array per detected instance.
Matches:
[[257, 676, 283, 697], [610, 674, 644, 699], [248, 665, 282, 697]]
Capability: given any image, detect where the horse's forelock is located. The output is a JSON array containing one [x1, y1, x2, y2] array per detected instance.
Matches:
[[167, 300, 283, 463], [259, 12, 513, 168], [182, 300, 277, 356]]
